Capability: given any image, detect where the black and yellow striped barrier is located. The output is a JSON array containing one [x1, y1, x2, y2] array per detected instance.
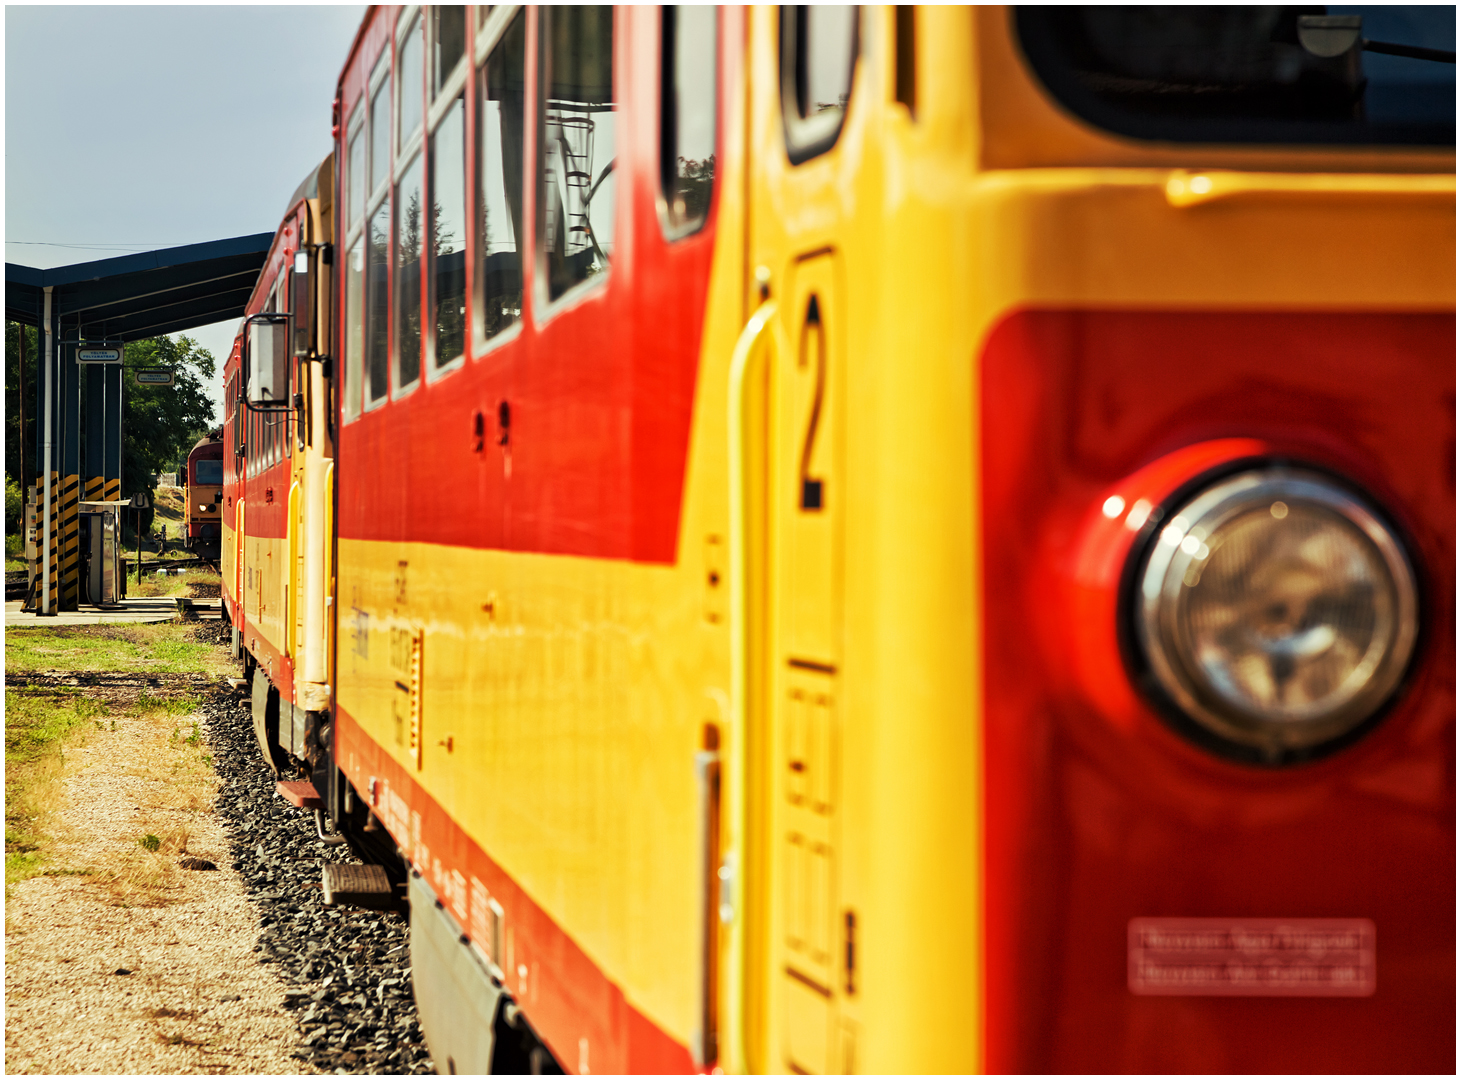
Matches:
[[45, 472, 59, 614], [59, 473, 80, 610]]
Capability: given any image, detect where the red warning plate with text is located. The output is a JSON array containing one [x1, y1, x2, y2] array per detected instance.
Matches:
[[1128, 917, 1376, 997]]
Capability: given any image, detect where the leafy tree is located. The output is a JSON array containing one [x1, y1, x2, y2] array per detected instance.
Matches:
[[5, 322, 39, 497], [120, 336, 218, 531], [5, 476, 21, 537]]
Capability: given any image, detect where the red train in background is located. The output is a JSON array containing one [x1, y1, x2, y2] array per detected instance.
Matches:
[[183, 431, 224, 562]]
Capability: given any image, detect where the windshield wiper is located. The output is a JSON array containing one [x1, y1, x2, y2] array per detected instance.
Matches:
[[1298, 15, 1456, 64]]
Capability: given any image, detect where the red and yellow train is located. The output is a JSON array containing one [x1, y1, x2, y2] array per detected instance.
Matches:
[[222, 6, 1455, 1073], [183, 432, 225, 562]]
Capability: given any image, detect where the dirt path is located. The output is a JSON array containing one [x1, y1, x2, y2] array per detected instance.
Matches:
[[4, 702, 312, 1074]]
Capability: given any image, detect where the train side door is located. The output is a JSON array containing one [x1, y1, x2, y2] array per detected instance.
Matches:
[[737, 8, 862, 1074], [768, 254, 847, 1075], [289, 476, 303, 661], [236, 498, 246, 624]]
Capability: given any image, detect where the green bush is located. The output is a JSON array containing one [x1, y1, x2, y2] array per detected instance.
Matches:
[[5, 476, 21, 536]]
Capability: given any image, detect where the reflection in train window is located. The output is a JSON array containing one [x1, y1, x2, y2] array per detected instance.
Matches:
[[398, 12, 424, 155], [346, 102, 365, 235], [395, 152, 425, 390], [345, 238, 364, 418], [368, 200, 391, 405], [478, 9, 526, 342], [781, 5, 859, 164], [660, 6, 717, 236], [430, 94, 468, 369], [370, 52, 392, 195], [433, 6, 467, 99], [1015, 6, 1456, 145], [540, 6, 617, 302]]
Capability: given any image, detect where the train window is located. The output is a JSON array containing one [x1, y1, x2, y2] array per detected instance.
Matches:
[[432, 6, 467, 99], [344, 239, 365, 420], [197, 459, 222, 487], [395, 152, 425, 392], [398, 12, 425, 157], [369, 52, 392, 195], [368, 200, 391, 405], [780, 5, 859, 164], [539, 5, 617, 303], [344, 96, 367, 423], [477, 8, 526, 345], [659, 6, 718, 237], [346, 102, 365, 234], [1015, 6, 1456, 145], [430, 94, 468, 370]]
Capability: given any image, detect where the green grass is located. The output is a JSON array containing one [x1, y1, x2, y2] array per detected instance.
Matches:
[[4, 612, 231, 894], [5, 691, 108, 764], [6, 531, 25, 573], [5, 622, 228, 676], [126, 568, 219, 598], [5, 690, 108, 884], [144, 697, 204, 722]]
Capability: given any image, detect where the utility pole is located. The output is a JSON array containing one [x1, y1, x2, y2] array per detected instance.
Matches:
[[18, 323, 28, 503]]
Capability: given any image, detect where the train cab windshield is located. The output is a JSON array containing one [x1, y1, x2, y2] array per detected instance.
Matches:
[[1016, 5, 1456, 145], [195, 459, 223, 486]]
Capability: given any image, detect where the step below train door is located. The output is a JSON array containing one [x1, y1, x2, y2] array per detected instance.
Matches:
[[767, 252, 848, 1076]]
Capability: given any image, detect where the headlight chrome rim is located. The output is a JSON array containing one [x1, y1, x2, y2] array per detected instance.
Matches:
[[1132, 464, 1419, 764]]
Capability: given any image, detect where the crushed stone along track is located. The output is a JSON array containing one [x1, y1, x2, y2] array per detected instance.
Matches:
[[201, 681, 435, 1074]]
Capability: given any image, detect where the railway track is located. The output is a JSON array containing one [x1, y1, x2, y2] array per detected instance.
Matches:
[[5, 669, 220, 706], [6, 556, 215, 601]]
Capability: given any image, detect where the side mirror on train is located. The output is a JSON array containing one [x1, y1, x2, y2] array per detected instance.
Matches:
[[291, 249, 313, 359], [244, 312, 291, 406]]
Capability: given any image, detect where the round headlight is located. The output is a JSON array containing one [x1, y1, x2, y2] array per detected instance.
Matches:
[[1134, 467, 1417, 762]]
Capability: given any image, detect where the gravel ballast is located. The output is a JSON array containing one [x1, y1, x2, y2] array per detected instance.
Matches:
[[201, 684, 435, 1075]]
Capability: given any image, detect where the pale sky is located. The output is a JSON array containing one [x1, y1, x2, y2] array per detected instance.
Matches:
[[5, 4, 367, 423]]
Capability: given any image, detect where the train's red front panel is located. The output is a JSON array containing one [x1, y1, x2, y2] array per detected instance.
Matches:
[[980, 309, 1454, 1073]]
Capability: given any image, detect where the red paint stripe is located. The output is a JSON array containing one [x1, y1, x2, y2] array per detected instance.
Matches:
[[337, 707, 696, 1074], [243, 630, 294, 706]]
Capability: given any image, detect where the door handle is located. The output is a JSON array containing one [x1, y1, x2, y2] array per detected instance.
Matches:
[[724, 298, 779, 1074]]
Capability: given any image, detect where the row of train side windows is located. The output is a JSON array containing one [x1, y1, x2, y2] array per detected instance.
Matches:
[[238, 395, 291, 478], [344, 5, 512, 421], [340, 6, 718, 425]]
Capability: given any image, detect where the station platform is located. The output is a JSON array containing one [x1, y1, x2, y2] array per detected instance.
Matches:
[[5, 597, 221, 627]]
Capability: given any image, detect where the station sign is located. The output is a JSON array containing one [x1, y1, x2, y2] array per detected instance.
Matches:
[[134, 368, 174, 386], [77, 347, 122, 363]]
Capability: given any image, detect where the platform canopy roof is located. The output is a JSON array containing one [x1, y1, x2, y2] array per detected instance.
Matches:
[[5, 231, 274, 343]]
